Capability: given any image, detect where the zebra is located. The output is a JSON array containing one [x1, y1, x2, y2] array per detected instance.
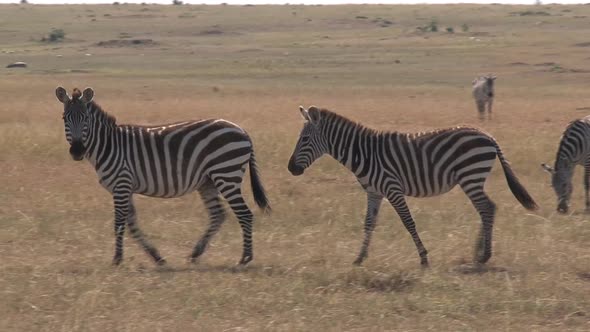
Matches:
[[55, 87, 270, 266], [472, 74, 496, 120], [541, 115, 590, 214], [287, 106, 537, 267]]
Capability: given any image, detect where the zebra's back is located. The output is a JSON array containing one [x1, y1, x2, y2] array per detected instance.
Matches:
[[120, 119, 253, 197]]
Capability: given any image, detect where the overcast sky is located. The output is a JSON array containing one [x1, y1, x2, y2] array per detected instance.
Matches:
[[0, 0, 587, 4]]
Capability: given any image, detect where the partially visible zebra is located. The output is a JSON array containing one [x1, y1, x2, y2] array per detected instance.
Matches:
[[55, 87, 270, 266], [541, 115, 590, 213], [288, 106, 537, 266], [472, 74, 496, 120]]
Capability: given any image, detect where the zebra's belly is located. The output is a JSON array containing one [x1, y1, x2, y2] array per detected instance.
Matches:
[[406, 183, 457, 198], [133, 185, 197, 198]]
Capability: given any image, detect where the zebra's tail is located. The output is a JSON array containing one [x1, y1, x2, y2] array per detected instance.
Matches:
[[493, 140, 538, 211], [249, 150, 271, 213]]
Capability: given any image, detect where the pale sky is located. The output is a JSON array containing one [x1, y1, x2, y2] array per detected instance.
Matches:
[[0, 0, 587, 4]]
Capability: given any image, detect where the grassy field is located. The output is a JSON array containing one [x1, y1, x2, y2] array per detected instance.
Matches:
[[1, 3, 590, 331]]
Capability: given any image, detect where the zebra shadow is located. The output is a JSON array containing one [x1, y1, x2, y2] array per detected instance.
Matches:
[[449, 259, 510, 275], [564, 210, 590, 216], [146, 263, 287, 275], [577, 272, 590, 281]]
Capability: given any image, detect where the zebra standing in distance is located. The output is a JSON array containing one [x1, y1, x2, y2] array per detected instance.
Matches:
[[55, 86, 270, 266], [541, 115, 590, 214], [472, 74, 496, 120], [288, 106, 537, 267]]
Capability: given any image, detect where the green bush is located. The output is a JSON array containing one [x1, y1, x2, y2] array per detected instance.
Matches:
[[41, 28, 65, 42], [428, 19, 438, 32]]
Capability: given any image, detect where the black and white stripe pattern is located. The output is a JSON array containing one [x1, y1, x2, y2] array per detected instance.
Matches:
[[288, 106, 537, 266], [56, 87, 270, 266], [541, 115, 590, 213], [472, 74, 496, 120]]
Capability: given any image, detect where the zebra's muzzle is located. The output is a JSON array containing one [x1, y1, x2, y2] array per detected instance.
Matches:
[[287, 160, 304, 176], [69, 141, 86, 161]]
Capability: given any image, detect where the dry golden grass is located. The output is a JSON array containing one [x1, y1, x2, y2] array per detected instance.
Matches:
[[1, 3, 590, 331]]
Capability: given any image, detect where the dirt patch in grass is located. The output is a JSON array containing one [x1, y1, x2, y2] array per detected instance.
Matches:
[[509, 62, 529, 66]]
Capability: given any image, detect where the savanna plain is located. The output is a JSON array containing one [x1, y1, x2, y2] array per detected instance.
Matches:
[[1, 3, 590, 331]]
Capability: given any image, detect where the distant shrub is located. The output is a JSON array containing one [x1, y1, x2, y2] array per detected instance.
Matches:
[[41, 28, 65, 42], [416, 19, 439, 33], [446, 27, 454, 33], [550, 64, 566, 73], [20, 0, 28, 4], [113, 1, 119, 4], [172, 0, 183, 4], [512, 10, 550, 16], [461, 23, 469, 32], [427, 19, 438, 32]]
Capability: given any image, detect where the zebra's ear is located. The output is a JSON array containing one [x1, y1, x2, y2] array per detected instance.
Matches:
[[81, 87, 94, 103], [299, 105, 310, 121], [541, 163, 555, 175], [307, 105, 321, 125], [56, 86, 70, 104]]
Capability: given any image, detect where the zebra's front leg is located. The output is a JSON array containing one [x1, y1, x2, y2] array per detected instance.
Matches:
[[353, 192, 383, 266], [191, 184, 227, 263], [487, 99, 493, 120], [117, 194, 166, 266], [476, 100, 486, 121], [388, 192, 429, 267]]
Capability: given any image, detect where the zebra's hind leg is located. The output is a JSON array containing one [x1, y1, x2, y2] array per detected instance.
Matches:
[[190, 183, 227, 263], [461, 184, 497, 264], [388, 192, 429, 267], [353, 192, 383, 266], [124, 195, 166, 265], [112, 219, 126, 266], [217, 183, 254, 265], [584, 161, 590, 213]]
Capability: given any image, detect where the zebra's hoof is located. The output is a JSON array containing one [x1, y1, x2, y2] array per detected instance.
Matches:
[[476, 254, 491, 265], [420, 259, 429, 268], [112, 256, 123, 266], [238, 256, 253, 265], [156, 258, 167, 266], [353, 258, 364, 266]]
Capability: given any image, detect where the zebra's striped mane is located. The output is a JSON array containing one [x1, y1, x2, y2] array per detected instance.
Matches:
[[318, 108, 382, 137], [318, 108, 483, 140], [88, 101, 117, 128]]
